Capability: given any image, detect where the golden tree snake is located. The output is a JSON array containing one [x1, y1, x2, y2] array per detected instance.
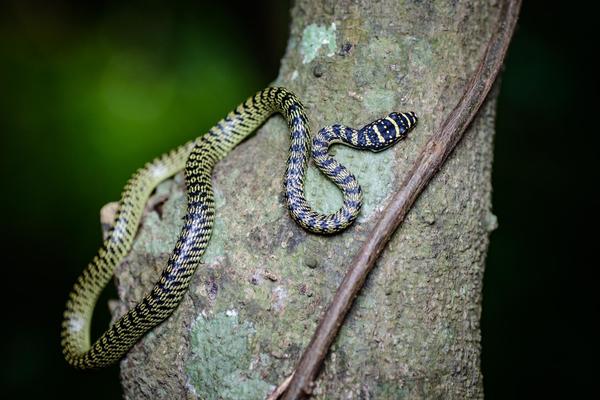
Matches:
[[61, 87, 417, 369]]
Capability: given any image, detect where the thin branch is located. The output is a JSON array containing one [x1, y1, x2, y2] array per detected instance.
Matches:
[[267, 373, 294, 400], [279, 1, 522, 398]]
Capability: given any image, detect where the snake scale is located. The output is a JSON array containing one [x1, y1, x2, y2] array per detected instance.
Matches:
[[61, 87, 417, 369]]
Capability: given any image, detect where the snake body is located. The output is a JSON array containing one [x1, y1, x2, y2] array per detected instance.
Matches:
[[61, 87, 417, 369]]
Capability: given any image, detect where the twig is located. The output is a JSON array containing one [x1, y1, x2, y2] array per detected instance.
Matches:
[[267, 372, 294, 400], [279, 1, 522, 398]]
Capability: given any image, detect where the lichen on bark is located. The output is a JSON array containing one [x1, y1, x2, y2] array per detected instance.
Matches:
[[112, 1, 501, 398]]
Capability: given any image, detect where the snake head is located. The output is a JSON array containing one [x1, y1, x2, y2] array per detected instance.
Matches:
[[388, 111, 418, 135], [363, 111, 418, 152]]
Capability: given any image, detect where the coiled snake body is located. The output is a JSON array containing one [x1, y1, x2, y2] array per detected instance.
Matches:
[[61, 87, 417, 369]]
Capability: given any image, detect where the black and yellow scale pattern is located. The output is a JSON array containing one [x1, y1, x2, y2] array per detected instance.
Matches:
[[61, 87, 417, 369]]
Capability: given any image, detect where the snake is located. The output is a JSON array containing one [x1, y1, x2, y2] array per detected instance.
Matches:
[[61, 87, 417, 369]]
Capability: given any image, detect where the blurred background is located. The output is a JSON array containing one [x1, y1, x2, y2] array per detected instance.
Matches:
[[0, 1, 594, 399]]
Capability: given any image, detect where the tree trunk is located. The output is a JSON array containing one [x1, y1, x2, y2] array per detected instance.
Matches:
[[113, 1, 500, 398]]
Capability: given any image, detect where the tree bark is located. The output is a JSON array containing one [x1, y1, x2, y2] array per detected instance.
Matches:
[[113, 1, 500, 398]]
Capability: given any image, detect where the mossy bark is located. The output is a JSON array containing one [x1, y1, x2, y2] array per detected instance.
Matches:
[[113, 1, 500, 398]]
